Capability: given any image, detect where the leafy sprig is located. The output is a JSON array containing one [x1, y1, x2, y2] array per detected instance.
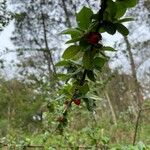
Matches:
[[55, 0, 137, 132]]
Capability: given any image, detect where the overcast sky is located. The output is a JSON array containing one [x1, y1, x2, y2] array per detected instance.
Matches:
[[0, 17, 149, 82], [0, 21, 146, 75]]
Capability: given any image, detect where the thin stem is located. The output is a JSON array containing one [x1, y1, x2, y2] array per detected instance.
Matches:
[[133, 109, 142, 145]]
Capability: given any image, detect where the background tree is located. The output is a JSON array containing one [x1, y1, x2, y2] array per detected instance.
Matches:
[[0, 0, 11, 32]]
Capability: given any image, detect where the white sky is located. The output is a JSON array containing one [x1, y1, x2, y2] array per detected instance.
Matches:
[[0, 19, 149, 82], [0, 21, 14, 50], [0, 20, 18, 78]]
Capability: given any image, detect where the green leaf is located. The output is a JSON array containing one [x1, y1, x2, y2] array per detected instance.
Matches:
[[55, 60, 69, 67], [117, 0, 137, 8], [116, 23, 129, 36], [57, 73, 70, 81], [68, 68, 82, 77], [102, 46, 116, 51], [117, 17, 134, 23], [92, 13, 99, 21], [76, 6, 93, 30], [87, 70, 96, 82], [101, 136, 110, 144], [65, 36, 82, 44], [103, 21, 116, 35], [82, 52, 93, 70], [93, 57, 107, 70], [62, 45, 81, 59], [79, 83, 90, 95], [85, 93, 102, 101], [107, 0, 117, 19], [79, 39, 90, 49], [61, 28, 82, 38], [69, 60, 82, 66], [83, 98, 96, 111], [115, 2, 127, 18], [99, 27, 105, 33]]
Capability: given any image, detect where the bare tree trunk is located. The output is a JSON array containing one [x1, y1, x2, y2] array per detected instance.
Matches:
[[132, 109, 142, 145], [124, 36, 143, 107], [61, 0, 72, 28], [124, 36, 143, 145], [105, 91, 117, 125], [41, 12, 57, 79], [7, 104, 11, 135]]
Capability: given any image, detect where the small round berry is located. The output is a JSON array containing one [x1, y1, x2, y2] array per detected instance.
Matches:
[[73, 99, 81, 106], [86, 32, 102, 45]]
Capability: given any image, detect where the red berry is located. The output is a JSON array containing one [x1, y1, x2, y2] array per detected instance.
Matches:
[[86, 32, 102, 45], [73, 99, 81, 106]]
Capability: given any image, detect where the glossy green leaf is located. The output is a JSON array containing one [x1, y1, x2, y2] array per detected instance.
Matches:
[[79, 83, 90, 95], [69, 60, 82, 66], [93, 57, 107, 70], [76, 6, 93, 30], [62, 45, 81, 59], [57, 73, 70, 81], [79, 39, 91, 49], [117, 17, 134, 23], [99, 26, 106, 33], [61, 28, 82, 38], [83, 98, 96, 111], [102, 46, 116, 51], [82, 52, 93, 70], [115, 2, 127, 18], [117, 0, 137, 8], [92, 13, 99, 21], [107, 0, 117, 19], [116, 23, 129, 36], [65, 36, 82, 44], [87, 70, 96, 82], [55, 60, 69, 67], [103, 21, 116, 35], [68, 68, 82, 77]]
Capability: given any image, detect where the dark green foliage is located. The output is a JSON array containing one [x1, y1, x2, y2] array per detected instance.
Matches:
[[62, 45, 81, 59], [76, 6, 93, 30], [55, 0, 138, 132]]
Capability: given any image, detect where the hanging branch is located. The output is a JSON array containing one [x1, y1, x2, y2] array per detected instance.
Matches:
[[56, 0, 108, 132], [54, 0, 137, 133]]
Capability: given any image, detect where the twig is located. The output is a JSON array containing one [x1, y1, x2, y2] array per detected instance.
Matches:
[[56, 0, 108, 131], [132, 105, 150, 145], [133, 108, 142, 145]]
